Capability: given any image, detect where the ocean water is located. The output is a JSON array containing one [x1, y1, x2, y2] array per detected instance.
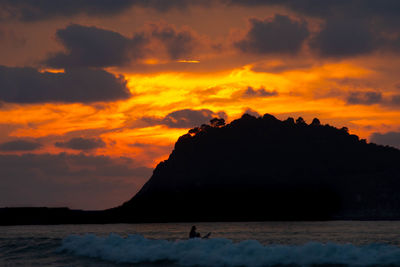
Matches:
[[2, 221, 400, 266]]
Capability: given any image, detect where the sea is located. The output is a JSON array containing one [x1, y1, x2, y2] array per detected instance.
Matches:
[[2, 221, 400, 266]]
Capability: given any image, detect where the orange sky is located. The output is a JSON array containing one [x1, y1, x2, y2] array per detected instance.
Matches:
[[1, 1, 400, 209]]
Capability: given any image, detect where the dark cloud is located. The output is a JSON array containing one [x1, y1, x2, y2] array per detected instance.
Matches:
[[141, 109, 227, 128], [45, 24, 199, 68], [243, 86, 278, 98], [310, 18, 378, 57], [370, 132, 400, 149], [0, 140, 42, 152], [0, 0, 214, 21], [235, 15, 309, 54], [346, 91, 383, 105], [151, 25, 196, 60], [0, 0, 133, 21], [228, 0, 400, 21], [390, 95, 400, 105], [2, 0, 400, 29], [230, 1, 400, 56], [341, 91, 400, 108], [162, 109, 227, 128], [0, 65, 130, 103], [45, 24, 147, 68], [55, 137, 106, 151], [251, 61, 313, 73], [243, 108, 261, 117], [134, 0, 212, 11], [0, 153, 152, 209]]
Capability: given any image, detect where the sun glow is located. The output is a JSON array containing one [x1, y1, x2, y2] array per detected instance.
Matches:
[[0, 61, 397, 164], [177, 60, 200, 63], [39, 68, 65, 73]]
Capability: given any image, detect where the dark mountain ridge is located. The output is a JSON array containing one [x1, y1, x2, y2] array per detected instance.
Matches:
[[115, 114, 400, 221], [3, 113, 400, 225]]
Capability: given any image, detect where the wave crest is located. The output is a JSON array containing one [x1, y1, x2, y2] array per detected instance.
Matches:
[[58, 234, 400, 266]]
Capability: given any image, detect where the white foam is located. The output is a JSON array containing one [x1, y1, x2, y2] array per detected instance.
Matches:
[[58, 234, 400, 266]]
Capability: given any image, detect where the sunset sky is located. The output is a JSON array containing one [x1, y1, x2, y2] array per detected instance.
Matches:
[[1, 1, 400, 210]]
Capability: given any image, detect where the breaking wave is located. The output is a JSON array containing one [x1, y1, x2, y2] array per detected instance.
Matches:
[[58, 234, 400, 266]]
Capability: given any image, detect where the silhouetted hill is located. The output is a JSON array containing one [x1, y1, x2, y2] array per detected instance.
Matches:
[[4, 113, 400, 225], [116, 114, 400, 221]]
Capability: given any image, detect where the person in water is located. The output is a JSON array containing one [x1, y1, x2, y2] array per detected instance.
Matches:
[[189, 225, 198, 238], [189, 226, 211, 239]]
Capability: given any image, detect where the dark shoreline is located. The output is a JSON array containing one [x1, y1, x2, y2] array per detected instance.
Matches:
[[6, 114, 400, 226], [3, 207, 400, 226]]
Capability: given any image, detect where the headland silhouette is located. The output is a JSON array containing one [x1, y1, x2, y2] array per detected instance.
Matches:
[[2, 113, 400, 225]]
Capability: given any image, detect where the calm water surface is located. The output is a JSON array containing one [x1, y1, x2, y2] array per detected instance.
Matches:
[[2, 221, 400, 266]]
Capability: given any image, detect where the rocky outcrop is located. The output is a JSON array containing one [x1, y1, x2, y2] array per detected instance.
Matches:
[[5, 113, 400, 225], [117, 114, 400, 221]]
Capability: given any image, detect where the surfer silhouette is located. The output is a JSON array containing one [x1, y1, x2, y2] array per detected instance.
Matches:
[[189, 226, 211, 239]]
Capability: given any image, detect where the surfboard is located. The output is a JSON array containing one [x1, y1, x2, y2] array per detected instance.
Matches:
[[202, 232, 211, 239]]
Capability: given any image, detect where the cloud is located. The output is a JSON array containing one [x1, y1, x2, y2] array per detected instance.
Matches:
[[55, 137, 106, 151], [390, 95, 400, 105], [0, 140, 42, 152], [162, 109, 227, 128], [0, 153, 152, 210], [45, 24, 201, 68], [228, 1, 400, 22], [243, 108, 261, 117], [230, 1, 400, 56], [0, 0, 134, 21], [141, 109, 227, 128], [243, 86, 278, 98], [235, 15, 309, 54], [3, 0, 400, 29], [150, 24, 197, 60], [370, 132, 400, 149], [45, 24, 147, 68], [0, 66, 130, 103], [339, 91, 400, 108], [310, 18, 378, 57], [0, 0, 214, 21], [346, 91, 383, 105], [251, 61, 313, 73]]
